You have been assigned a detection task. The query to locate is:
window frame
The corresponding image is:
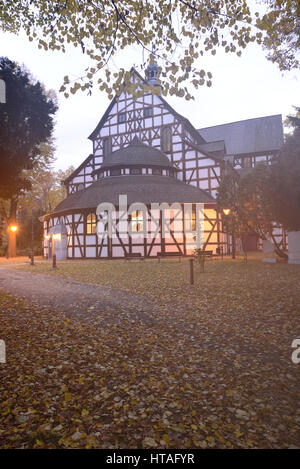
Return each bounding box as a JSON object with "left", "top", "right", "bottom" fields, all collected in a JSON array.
[
  {"left": 161, "top": 126, "right": 172, "bottom": 153},
  {"left": 110, "top": 168, "right": 121, "bottom": 176},
  {"left": 86, "top": 212, "right": 97, "bottom": 235},
  {"left": 130, "top": 168, "right": 141, "bottom": 175},
  {"left": 103, "top": 137, "right": 112, "bottom": 158},
  {"left": 118, "top": 112, "right": 127, "bottom": 124},
  {"left": 143, "top": 107, "right": 153, "bottom": 118},
  {"left": 130, "top": 210, "right": 144, "bottom": 233},
  {"left": 152, "top": 168, "right": 162, "bottom": 176},
  {"left": 185, "top": 206, "right": 196, "bottom": 232}
]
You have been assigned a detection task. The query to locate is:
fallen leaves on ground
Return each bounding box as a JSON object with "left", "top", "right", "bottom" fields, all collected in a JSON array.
[{"left": 1, "top": 257, "right": 299, "bottom": 448}]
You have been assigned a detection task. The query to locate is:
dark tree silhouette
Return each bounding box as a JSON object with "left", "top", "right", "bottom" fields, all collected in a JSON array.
[{"left": 0, "top": 57, "right": 57, "bottom": 257}]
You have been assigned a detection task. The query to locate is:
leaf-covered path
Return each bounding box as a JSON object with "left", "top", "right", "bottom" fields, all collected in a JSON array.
[
  {"left": 0, "top": 265, "right": 155, "bottom": 320},
  {"left": 0, "top": 259, "right": 300, "bottom": 449}
]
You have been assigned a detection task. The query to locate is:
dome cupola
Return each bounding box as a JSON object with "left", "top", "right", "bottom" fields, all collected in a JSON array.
[{"left": 93, "top": 136, "right": 178, "bottom": 180}]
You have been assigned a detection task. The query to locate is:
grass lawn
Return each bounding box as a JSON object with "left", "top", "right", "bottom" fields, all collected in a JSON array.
[{"left": 1, "top": 256, "right": 300, "bottom": 448}]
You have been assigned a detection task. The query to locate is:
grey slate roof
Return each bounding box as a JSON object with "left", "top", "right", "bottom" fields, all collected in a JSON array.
[
  {"left": 101, "top": 136, "right": 174, "bottom": 169},
  {"left": 53, "top": 175, "right": 215, "bottom": 214},
  {"left": 198, "top": 140, "right": 226, "bottom": 154},
  {"left": 198, "top": 115, "right": 283, "bottom": 157}
]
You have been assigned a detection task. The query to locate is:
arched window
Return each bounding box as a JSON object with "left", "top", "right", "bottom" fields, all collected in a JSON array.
[
  {"left": 103, "top": 137, "right": 111, "bottom": 158},
  {"left": 87, "top": 213, "right": 97, "bottom": 234},
  {"left": 161, "top": 127, "right": 172, "bottom": 153}
]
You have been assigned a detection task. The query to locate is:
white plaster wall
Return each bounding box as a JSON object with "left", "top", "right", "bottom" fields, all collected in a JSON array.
[{"left": 288, "top": 231, "right": 300, "bottom": 264}]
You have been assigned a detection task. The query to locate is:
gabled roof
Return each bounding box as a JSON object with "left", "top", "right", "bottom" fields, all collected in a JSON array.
[
  {"left": 53, "top": 174, "right": 215, "bottom": 214},
  {"left": 63, "top": 153, "right": 93, "bottom": 185},
  {"left": 88, "top": 67, "right": 207, "bottom": 146},
  {"left": 63, "top": 68, "right": 222, "bottom": 187},
  {"left": 198, "top": 115, "right": 283, "bottom": 157},
  {"left": 100, "top": 136, "right": 175, "bottom": 170},
  {"left": 198, "top": 140, "right": 226, "bottom": 154}
]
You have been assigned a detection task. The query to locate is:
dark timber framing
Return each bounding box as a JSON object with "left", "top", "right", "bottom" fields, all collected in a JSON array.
[{"left": 44, "top": 67, "right": 284, "bottom": 258}]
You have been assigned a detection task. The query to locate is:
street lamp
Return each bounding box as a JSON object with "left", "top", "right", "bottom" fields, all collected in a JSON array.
[
  {"left": 6, "top": 225, "right": 18, "bottom": 258},
  {"left": 222, "top": 208, "right": 236, "bottom": 259},
  {"left": 222, "top": 208, "right": 231, "bottom": 216}
]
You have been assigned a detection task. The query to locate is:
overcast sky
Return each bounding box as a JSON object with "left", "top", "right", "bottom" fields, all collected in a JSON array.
[{"left": 0, "top": 23, "right": 299, "bottom": 172}]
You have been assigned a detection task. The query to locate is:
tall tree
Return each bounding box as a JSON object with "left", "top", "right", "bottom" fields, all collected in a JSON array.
[
  {"left": 1, "top": 1, "right": 299, "bottom": 100},
  {"left": 19, "top": 165, "right": 75, "bottom": 216},
  {"left": 17, "top": 165, "right": 75, "bottom": 254},
  {"left": 217, "top": 107, "right": 300, "bottom": 258},
  {"left": 265, "top": 108, "right": 300, "bottom": 232},
  {"left": 0, "top": 57, "right": 57, "bottom": 257},
  {"left": 217, "top": 166, "right": 288, "bottom": 258}
]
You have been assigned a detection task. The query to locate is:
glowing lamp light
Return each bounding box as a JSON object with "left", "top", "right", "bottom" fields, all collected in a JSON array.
[
  {"left": 53, "top": 233, "right": 61, "bottom": 240},
  {"left": 9, "top": 225, "right": 18, "bottom": 232},
  {"left": 223, "top": 208, "right": 231, "bottom": 216}
]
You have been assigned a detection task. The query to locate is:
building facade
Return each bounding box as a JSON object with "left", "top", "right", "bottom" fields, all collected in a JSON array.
[{"left": 44, "top": 66, "right": 283, "bottom": 259}]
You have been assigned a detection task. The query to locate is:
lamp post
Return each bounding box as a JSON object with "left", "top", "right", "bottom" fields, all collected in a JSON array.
[
  {"left": 31, "top": 208, "right": 34, "bottom": 265},
  {"left": 7, "top": 224, "right": 18, "bottom": 258},
  {"left": 222, "top": 208, "right": 236, "bottom": 259}
]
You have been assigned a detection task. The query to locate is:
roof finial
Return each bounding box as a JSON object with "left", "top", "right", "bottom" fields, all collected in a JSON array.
[{"left": 145, "top": 54, "right": 159, "bottom": 85}]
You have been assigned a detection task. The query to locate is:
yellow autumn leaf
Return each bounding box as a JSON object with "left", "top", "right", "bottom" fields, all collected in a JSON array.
[{"left": 64, "top": 392, "right": 72, "bottom": 402}]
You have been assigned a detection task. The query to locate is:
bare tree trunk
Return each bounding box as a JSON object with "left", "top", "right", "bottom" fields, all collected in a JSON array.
[
  {"left": 232, "top": 229, "right": 236, "bottom": 259},
  {"left": 7, "top": 229, "right": 16, "bottom": 258}
]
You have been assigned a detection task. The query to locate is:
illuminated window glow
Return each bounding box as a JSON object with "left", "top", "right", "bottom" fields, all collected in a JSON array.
[
  {"left": 185, "top": 207, "right": 196, "bottom": 231},
  {"left": 87, "top": 213, "right": 97, "bottom": 234},
  {"left": 131, "top": 210, "right": 144, "bottom": 233}
]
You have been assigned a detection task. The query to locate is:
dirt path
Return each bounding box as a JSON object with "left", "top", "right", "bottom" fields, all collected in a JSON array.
[{"left": 0, "top": 265, "right": 156, "bottom": 324}]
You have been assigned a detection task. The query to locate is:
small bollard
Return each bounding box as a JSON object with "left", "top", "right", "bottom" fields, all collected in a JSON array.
[
  {"left": 201, "top": 255, "right": 205, "bottom": 273},
  {"left": 30, "top": 251, "right": 34, "bottom": 266},
  {"left": 189, "top": 258, "right": 194, "bottom": 285},
  {"left": 52, "top": 254, "right": 57, "bottom": 269}
]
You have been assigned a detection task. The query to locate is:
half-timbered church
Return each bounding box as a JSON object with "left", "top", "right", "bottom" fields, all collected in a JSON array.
[{"left": 44, "top": 64, "right": 283, "bottom": 259}]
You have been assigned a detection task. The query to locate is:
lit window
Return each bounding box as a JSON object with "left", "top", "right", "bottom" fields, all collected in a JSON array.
[
  {"left": 143, "top": 107, "right": 153, "bottom": 118},
  {"left": 103, "top": 137, "right": 111, "bottom": 157},
  {"left": 131, "top": 210, "right": 144, "bottom": 233},
  {"left": 87, "top": 213, "right": 97, "bottom": 234},
  {"left": 118, "top": 112, "right": 126, "bottom": 123},
  {"left": 161, "top": 127, "right": 172, "bottom": 152},
  {"left": 185, "top": 207, "right": 196, "bottom": 231}
]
